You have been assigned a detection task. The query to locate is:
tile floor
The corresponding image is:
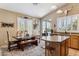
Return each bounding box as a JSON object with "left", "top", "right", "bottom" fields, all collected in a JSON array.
[{"left": 68, "top": 48, "right": 79, "bottom": 56}]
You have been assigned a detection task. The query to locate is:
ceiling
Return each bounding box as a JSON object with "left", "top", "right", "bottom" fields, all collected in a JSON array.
[{"left": 0, "top": 3, "right": 66, "bottom": 18}]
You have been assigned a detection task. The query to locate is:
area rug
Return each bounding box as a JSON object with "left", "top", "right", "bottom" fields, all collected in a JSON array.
[{"left": 1, "top": 41, "right": 45, "bottom": 56}]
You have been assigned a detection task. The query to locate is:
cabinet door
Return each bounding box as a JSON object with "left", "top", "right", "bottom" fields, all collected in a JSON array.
[
  {"left": 60, "top": 41, "right": 66, "bottom": 56},
  {"left": 70, "top": 36, "right": 79, "bottom": 49},
  {"left": 66, "top": 39, "right": 69, "bottom": 55},
  {"left": 68, "top": 38, "right": 71, "bottom": 47}
]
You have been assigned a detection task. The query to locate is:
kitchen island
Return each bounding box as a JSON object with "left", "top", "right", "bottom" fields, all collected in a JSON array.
[
  {"left": 41, "top": 35, "right": 70, "bottom": 56},
  {"left": 52, "top": 32, "right": 79, "bottom": 49}
]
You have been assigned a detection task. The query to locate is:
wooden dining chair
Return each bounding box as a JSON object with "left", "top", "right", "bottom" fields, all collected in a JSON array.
[{"left": 7, "top": 31, "right": 19, "bottom": 51}]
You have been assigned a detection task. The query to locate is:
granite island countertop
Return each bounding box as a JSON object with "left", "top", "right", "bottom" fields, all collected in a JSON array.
[{"left": 41, "top": 35, "right": 69, "bottom": 43}]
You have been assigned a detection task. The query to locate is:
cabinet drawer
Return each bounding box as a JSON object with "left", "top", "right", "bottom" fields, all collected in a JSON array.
[
  {"left": 71, "top": 36, "right": 79, "bottom": 38},
  {"left": 70, "top": 38, "right": 79, "bottom": 49}
]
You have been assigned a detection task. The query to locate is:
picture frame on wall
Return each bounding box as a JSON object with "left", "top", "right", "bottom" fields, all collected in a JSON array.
[{"left": 1, "top": 22, "right": 14, "bottom": 27}]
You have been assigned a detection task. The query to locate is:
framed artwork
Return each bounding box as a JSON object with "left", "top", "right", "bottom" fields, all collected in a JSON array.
[{"left": 1, "top": 22, "right": 14, "bottom": 27}]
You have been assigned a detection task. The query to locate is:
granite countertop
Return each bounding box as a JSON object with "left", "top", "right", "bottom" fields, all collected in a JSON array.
[
  {"left": 41, "top": 35, "right": 69, "bottom": 42},
  {"left": 52, "top": 33, "right": 79, "bottom": 36}
]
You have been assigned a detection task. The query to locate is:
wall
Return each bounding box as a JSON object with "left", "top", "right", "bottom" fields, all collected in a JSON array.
[
  {"left": 1, "top": 3, "right": 79, "bottom": 46},
  {"left": 41, "top": 3, "right": 79, "bottom": 32},
  {"left": 0, "top": 8, "right": 38, "bottom": 46}
]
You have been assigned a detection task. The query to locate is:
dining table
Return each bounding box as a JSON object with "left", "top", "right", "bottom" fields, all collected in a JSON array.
[
  {"left": 13, "top": 35, "right": 38, "bottom": 51},
  {"left": 13, "top": 36, "right": 32, "bottom": 41}
]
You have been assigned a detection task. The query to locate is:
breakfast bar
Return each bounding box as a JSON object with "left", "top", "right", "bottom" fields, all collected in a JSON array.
[{"left": 42, "top": 35, "right": 70, "bottom": 56}]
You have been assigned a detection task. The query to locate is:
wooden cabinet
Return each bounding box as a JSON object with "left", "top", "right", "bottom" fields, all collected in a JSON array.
[
  {"left": 68, "top": 37, "right": 71, "bottom": 47},
  {"left": 60, "top": 41, "right": 66, "bottom": 56},
  {"left": 46, "top": 39, "right": 69, "bottom": 56},
  {"left": 68, "top": 35, "right": 79, "bottom": 49},
  {"left": 60, "top": 39, "right": 69, "bottom": 56}
]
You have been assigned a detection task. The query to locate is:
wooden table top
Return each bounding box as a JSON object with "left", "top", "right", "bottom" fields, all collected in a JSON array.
[{"left": 13, "top": 36, "right": 33, "bottom": 41}]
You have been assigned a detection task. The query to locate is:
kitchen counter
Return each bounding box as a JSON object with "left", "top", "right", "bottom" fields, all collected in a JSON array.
[
  {"left": 42, "top": 35, "right": 69, "bottom": 43},
  {"left": 41, "top": 35, "right": 69, "bottom": 56},
  {"left": 53, "top": 32, "right": 79, "bottom": 36}
]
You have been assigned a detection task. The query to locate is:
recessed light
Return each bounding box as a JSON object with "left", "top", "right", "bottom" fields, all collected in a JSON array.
[
  {"left": 56, "top": 10, "right": 63, "bottom": 14},
  {"left": 51, "top": 5, "right": 57, "bottom": 9}
]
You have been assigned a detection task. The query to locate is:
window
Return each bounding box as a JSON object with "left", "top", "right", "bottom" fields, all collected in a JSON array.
[
  {"left": 17, "top": 17, "right": 26, "bottom": 31},
  {"left": 17, "top": 17, "right": 33, "bottom": 36},
  {"left": 42, "top": 20, "right": 52, "bottom": 34},
  {"left": 57, "top": 14, "right": 79, "bottom": 32},
  {"left": 17, "top": 17, "right": 40, "bottom": 36}
]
